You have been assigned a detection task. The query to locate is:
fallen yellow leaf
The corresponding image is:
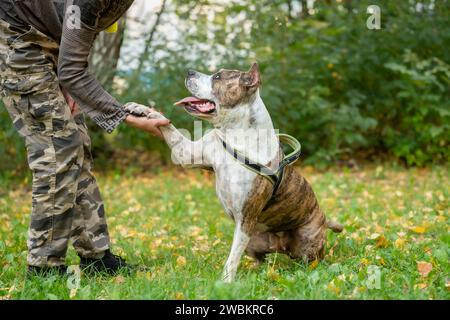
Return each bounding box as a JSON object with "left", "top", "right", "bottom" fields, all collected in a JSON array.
[
  {"left": 376, "top": 256, "right": 386, "bottom": 265},
  {"left": 360, "top": 258, "right": 369, "bottom": 265},
  {"left": 327, "top": 281, "right": 340, "bottom": 295},
  {"left": 176, "top": 256, "right": 187, "bottom": 267},
  {"left": 114, "top": 275, "right": 125, "bottom": 284},
  {"left": 417, "top": 261, "right": 432, "bottom": 277},
  {"left": 174, "top": 292, "right": 184, "bottom": 300},
  {"left": 375, "top": 235, "right": 389, "bottom": 248},
  {"left": 410, "top": 226, "right": 426, "bottom": 234},
  {"left": 414, "top": 283, "right": 428, "bottom": 290},
  {"left": 394, "top": 238, "right": 405, "bottom": 248},
  {"left": 309, "top": 259, "right": 319, "bottom": 270}
]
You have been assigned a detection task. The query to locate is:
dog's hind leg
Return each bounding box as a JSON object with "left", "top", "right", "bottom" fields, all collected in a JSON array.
[
  {"left": 327, "top": 220, "right": 344, "bottom": 233},
  {"left": 223, "top": 222, "right": 250, "bottom": 283},
  {"left": 245, "top": 245, "right": 267, "bottom": 266},
  {"left": 288, "top": 211, "right": 328, "bottom": 262}
]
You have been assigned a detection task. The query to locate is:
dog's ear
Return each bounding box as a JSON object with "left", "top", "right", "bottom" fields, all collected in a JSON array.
[{"left": 240, "top": 62, "right": 261, "bottom": 88}]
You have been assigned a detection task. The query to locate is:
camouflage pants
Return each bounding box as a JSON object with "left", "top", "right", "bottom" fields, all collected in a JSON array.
[{"left": 0, "top": 19, "right": 110, "bottom": 266}]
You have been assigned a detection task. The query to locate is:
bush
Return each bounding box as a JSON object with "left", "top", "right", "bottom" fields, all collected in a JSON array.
[{"left": 0, "top": 0, "right": 448, "bottom": 172}]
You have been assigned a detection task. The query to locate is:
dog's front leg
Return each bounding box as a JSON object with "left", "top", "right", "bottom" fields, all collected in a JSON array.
[
  {"left": 223, "top": 222, "right": 251, "bottom": 283},
  {"left": 125, "top": 103, "right": 212, "bottom": 167},
  {"left": 160, "top": 125, "right": 210, "bottom": 167},
  {"left": 147, "top": 110, "right": 213, "bottom": 167},
  {"left": 158, "top": 124, "right": 215, "bottom": 168}
]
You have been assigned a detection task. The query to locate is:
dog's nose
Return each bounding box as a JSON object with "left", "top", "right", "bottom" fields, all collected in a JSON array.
[{"left": 187, "top": 69, "right": 196, "bottom": 77}]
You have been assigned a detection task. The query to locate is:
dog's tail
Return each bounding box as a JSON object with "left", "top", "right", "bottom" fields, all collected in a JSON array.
[{"left": 327, "top": 220, "right": 344, "bottom": 233}]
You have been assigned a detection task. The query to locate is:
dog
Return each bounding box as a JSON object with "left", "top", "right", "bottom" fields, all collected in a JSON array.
[{"left": 125, "top": 63, "right": 343, "bottom": 282}]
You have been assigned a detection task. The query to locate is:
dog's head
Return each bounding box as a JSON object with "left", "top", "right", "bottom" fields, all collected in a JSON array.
[{"left": 174, "top": 63, "right": 261, "bottom": 123}]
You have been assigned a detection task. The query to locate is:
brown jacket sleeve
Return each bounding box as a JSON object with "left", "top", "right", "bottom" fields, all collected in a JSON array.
[{"left": 58, "top": 0, "right": 129, "bottom": 133}]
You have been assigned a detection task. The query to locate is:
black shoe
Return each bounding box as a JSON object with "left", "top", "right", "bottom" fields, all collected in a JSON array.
[
  {"left": 79, "top": 250, "right": 131, "bottom": 275},
  {"left": 27, "top": 265, "right": 67, "bottom": 277}
]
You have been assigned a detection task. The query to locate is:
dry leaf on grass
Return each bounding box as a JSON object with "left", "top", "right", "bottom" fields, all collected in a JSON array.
[
  {"left": 360, "top": 258, "right": 369, "bottom": 266},
  {"left": 176, "top": 256, "right": 187, "bottom": 267},
  {"left": 414, "top": 283, "right": 428, "bottom": 290},
  {"left": 309, "top": 259, "right": 319, "bottom": 270},
  {"left": 174, "top": 292, "right": 184, "bottom": 300},
  {"left": 410, "top": 226, "right": 426, "bottom": 234},
  {"left": 375, "top": 235, "right": 389, "bottom": 248},
  {"left": 114, "top": 275, "right": 125, "bottom": 284},
  {"left": 394, "top": 238, "right": 405, "bottom": 248},
  {"left": 417, "top": 261, "right": 432, "bottom": 277}
]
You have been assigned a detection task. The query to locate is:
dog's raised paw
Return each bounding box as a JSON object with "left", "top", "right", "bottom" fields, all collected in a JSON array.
[
  {"left": 146, "top": 110, "right": 168, "bottom": 121},
  {"left": 124, "top": 102, "right": 152, "bottom": 117}
]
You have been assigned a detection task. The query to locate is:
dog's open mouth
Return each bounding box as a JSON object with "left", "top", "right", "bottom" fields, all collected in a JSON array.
[{"left": 174, "top": 97, "right": 216, "bottom": 115}]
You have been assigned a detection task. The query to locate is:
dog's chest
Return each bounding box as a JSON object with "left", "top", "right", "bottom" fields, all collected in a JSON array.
[{"left": 213, "top": 161, "right": 261, "bottom": 221}]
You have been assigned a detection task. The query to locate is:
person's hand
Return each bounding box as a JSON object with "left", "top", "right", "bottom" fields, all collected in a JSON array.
[
  {"left": 61, "top": 87, "right": 78, "bottom": 114},
  {"left": 125, "top": 115, "right": 170, "bottom": 138},
  {"left": 123, "top": 102, "right": 171, "bottom": 138}
]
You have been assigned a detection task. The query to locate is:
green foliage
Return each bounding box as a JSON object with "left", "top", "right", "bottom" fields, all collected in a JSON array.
[
  {"left": 0, "top": 102, "right": 27, "bottom": 177},
  {"left": 384, "top": 51, "right": 450, "bottom": 165},
  {"left": 0, "top": 0, "right": 449, "bottom": 169},
  {"left": 117, "top": 0, "right": 449, "bottom": 166}
]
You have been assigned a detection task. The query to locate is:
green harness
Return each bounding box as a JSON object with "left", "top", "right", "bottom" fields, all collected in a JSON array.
[{"left": 218, "top": 133, "right": 302, "bottom": 208}]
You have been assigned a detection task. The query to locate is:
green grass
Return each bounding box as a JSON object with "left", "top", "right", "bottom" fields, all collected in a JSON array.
[{"left": 0, "top": 164, "right": 449, "bottom": 300}]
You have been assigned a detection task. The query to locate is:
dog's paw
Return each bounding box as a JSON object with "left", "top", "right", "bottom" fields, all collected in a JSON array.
[
  {"left": 124, "top": 102, "right": 152, "bottom": 117},
  {"left": 146, "top": 109, "right": 168, "bottom": 121},
  {"left": 124, "top": 102, "right": 169, "bottom": 122}
]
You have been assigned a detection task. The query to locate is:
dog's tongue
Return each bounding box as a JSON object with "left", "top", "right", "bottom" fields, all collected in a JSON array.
[
  {"left": 174, "top": 97, "right": 202, "bottom": 106},
  {"left": 174, "top": 97, "right": 216, "bottom": 113}
]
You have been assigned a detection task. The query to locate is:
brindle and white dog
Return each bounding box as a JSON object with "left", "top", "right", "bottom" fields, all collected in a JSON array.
[{"left": 125, "top": 63, "right": 342, "bottom": 282}]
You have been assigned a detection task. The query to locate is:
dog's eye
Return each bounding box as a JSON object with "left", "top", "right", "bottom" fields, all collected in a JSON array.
[{"left": 213, "top": 74, "right": 221, "bottom": 80}]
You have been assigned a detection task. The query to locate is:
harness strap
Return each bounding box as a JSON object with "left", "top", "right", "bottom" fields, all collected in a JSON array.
[
  {"left": 218, "top": 133, "right": 302, "bottom": 209},
  {"left": 220, "top": 139, "right": 279, "bottom": 185}
]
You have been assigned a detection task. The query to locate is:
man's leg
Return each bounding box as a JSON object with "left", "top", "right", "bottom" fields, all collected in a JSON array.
[
  {"left": 1, "top": 18, "right": 126, "bottom": 273},
  {"left": 0, "top": 19, "right": 83, "bottom": 267},
  {"left": 70, "top": 114, "right": 110, "bottom": 259},
  {"left": 70, "top": 115, "right": 130, "bottom": 274},
  {"left": 2, "top": 91, "right": 85, "bottom": 267}
]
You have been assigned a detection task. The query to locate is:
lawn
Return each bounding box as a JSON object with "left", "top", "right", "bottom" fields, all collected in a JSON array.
[{"left": 0, "top": 164, "right": 448, "bottom": 300}]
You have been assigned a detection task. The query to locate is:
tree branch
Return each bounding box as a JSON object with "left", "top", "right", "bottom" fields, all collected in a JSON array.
[{"left": 135, "top": 0, "right": 168, "bottom": 74}]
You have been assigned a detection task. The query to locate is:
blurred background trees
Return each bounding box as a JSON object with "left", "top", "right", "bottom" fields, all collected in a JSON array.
[{"left": 1, "top": 0, "right": 449, "bottom": 176}]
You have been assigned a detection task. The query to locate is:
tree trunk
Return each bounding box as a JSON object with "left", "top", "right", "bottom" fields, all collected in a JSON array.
[{"left": 134, "top": 0, "right": 167, "bottom": 77}]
